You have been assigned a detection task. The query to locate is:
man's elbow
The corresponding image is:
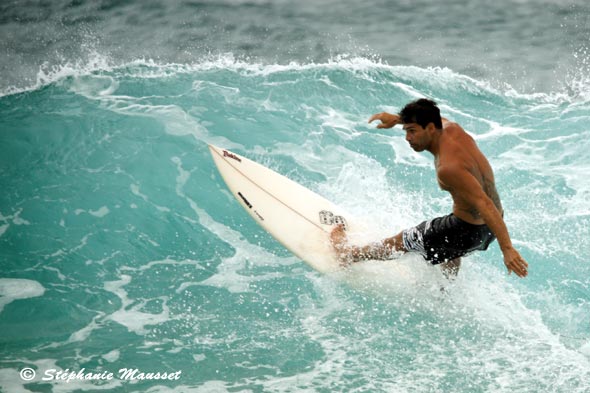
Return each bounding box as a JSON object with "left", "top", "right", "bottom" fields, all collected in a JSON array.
[{"left": 476, "top": 196, "right": 500, "bottom": 217}]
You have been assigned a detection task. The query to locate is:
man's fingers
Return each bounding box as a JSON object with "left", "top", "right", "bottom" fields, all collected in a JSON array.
[
  {"left": 368, "top": 114, "right": 380, "bottom": 123},
  {"left": 517, "top": 257, "right": 528, "bottom": 276},
  {"left": 506, "top": 258, "right": 529, "bottom": 278},
  {"left": 511, "top": 264, "right": 523, "bottom": 277},
  {"left": 511, "top": 260, "right": 528, "bottom": 277}
]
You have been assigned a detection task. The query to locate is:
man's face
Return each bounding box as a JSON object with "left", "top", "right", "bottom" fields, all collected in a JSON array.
[{"left": 402, "top": 122, "right": 431, "bottom": 152}]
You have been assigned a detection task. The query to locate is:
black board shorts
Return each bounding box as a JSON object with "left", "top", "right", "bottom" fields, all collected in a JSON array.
[{"left": 402, "top": 213, "right": 496, "bottom": 265}]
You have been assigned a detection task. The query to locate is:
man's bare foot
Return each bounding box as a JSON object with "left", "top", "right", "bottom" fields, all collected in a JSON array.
[{"left": 330, "top": 224, "right": 351, "bottom": 266}]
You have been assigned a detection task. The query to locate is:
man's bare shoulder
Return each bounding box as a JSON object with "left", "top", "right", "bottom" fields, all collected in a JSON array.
[
  {"left": 442, "top": 120, "right": 471, "bottom": 139},
  {"left": 441, "top": 122, "right": 478, "bottom": 156}
]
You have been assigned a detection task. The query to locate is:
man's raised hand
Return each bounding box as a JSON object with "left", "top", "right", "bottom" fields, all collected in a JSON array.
[{"left": 368, "top": 112, "right": 401, "bottom": 129}]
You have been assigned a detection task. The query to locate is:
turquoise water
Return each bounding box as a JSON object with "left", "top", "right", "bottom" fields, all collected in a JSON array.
[{"left": 1, "top": 1, "right": 590, "bottom": 392}]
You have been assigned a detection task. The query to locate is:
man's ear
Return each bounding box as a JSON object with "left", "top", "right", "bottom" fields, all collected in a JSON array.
[{"left": 426, "top": 122, "right": 436, "bottom": 133}]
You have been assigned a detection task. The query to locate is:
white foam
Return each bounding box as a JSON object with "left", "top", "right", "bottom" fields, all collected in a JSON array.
[
  {"left": 66, "top": 73, "right": 241, "bottom": 148},
  {"left": 448, "top": 260, "right": 590, "bottom": 377},
  {"left": 3, "top": 51, "right": 584, "bottom": 119},
  {"left": 0, "top": 55, "right": 467, "bottom": 95},
  {"left": 69, "top": 74, "right": 119, "bottom": 97},
  {"left": 472, "top": 121, "right": 529, "bottom": 141},
  {"left": 139, "top": 381, "right": 230, "bottom": 393},
  {"left": 67, "top": 313, "right": 105, "bottom": 344},
  {"left": 496, "top": 131, "right": 590, "bottom": 217},
  {"left": 73, "top": 206, "right": 111, "bottom": 217},
  {"left": 0, "top": 279, "right": 45, "bottom": 313},
  {"left": 12, "top": 216, "right": 30, "bottom": 225},
  {"left": 192, "top": 354, "right": 206, "bottom": 363},
  {"left": 256, "top": 274, "right": 351, "bottom": 391},
  {"left": 103, "top": 275, "right": 170, "bottom": 335},
  {"left": 0, "top": 368, "right": 30, "bottom": 393},
  {"left": 0, "top": 209, "right": 30, "bottom": 233},
  {"left": 316, "top": 107, "right": 361, "bottom": 139},
  {"left": 89, "top": 206, "right": 110, "bottom": 218},
  {"left": 130, "top": 184, "right": 171, "bottom": 213},
  {"left": 1, "top": 50, "right": 113, "bottom": 98},
  {"left": 102, "top": 350, "right": 120, "bottom": 363},
  {"left": 388, "top": 136, "right": 432, "bottom": 167}
]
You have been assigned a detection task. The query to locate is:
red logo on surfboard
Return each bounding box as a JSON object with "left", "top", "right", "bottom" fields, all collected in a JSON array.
[{"left": 223, "top": 150, "right": 242, "bottom": 162}]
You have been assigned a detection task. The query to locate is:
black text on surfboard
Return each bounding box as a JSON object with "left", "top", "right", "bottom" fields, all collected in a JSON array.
[
  {"left": 223, "top": 150, "right": 242, "bottom": 162},
  {"left": 237, "top": 191, "right": 265, "bottom": 221},
  {"left": 319, "top": 210, "right": 348, "bottom": 230},
  {"left": 238, "top": 192, "right": 252, "bottom": 208}
]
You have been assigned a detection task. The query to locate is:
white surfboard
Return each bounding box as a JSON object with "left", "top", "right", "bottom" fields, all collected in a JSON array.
[{"left": 209, "top": 144, "right": 362, "bottom": 273}]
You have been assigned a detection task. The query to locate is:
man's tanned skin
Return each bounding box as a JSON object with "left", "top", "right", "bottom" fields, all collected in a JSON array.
[{"left": 331, "top": 105, "right": 529, "bottom": 278}]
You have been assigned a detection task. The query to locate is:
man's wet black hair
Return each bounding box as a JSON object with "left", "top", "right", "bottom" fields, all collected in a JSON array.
[{"left": 399, "top": 99, "right": 443, "bottom": 129}]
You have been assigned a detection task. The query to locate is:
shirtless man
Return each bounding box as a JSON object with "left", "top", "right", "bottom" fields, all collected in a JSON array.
[{"left": 331, "top": 99, "right": 529, "bottom": 278}]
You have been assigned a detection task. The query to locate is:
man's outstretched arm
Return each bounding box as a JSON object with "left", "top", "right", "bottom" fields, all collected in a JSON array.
[
  {"left": 368, "top": 112, "right": 451, "bottom": 129},
  {"left": 368, "top": 112, "right": 400, "bottom": 128}
]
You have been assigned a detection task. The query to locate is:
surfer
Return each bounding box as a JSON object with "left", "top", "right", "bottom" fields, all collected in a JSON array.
[{"left": 330, "top": 98, "right": 529, "bottom": 278}]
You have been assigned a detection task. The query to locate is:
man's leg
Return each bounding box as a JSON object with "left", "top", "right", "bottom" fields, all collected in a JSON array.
[
  {"left": 382, "top": 231, "right": 407, "bottom": 254},
  {"left": 440, "top": 257, "right": 461, "bottom": 279},
  {"left": 331, "top": 226, "right": 408, "bottom": 262}
]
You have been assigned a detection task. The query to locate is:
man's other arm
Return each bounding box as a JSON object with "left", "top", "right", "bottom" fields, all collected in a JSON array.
[{"left": 438, "top": 165, "right": 529, "bottom": 277}]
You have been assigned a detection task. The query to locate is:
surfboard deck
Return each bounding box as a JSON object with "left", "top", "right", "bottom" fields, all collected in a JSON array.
[{"left": 209, "top": 144, "right": 365, "bottom": 273}]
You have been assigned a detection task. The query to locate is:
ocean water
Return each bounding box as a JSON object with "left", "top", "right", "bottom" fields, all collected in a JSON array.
[{"left": 1, "top": 1, "right": 589, "bottom": 392}]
